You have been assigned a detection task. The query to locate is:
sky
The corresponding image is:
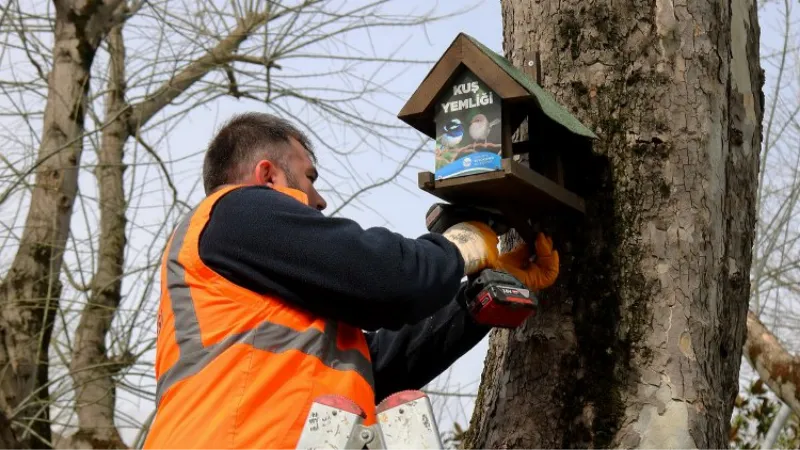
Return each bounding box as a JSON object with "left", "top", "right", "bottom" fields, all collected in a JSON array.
[
  {"left": 1, "top": 0, "right": 795, "bottom": 445},
  {"left": 86, "top": 0, "right": 799, "bottom": 444},
  {"left": 0, "top": 0, "right": 506, "bottom": 443},
  {"left": 113, "top": 0, "right": 506, "bottom": 443}
]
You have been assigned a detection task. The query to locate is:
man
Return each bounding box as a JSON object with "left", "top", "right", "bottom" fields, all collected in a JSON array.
[{"left": 143, "top": 112, "right": 558, "bottom": 449}]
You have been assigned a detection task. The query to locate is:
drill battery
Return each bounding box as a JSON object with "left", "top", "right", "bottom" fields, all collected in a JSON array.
[{"left": 465, "top": 269, "right": 538, "bottom": 328}]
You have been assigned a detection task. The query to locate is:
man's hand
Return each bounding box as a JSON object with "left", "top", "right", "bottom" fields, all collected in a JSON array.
[
  {"left": 442, "top": 221, "right": 499, "bottom": 275},
  {"left": 496, "top": 233, "right": 559, "bottom": 290}
]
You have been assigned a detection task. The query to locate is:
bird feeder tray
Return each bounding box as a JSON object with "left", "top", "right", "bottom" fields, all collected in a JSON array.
[
  {"left": 398, "top": 33, "right": 598, "bottom": 216},
  {"left": 418, "top": 158, "right": 585, "bottom": 214}
]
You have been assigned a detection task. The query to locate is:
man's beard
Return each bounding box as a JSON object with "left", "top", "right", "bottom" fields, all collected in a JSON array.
[{"left": 283, "top": 169, "right": 301, "bottom": 191}]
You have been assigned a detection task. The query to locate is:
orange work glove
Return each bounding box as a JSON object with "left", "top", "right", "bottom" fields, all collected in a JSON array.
[
  {"left": 442, "top": 221, "right": 500, "bottom": 275},
  {"left": 496, "top": 232, "right": 559, "bottom": 290}
]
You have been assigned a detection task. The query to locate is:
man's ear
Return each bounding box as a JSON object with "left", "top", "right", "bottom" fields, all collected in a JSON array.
[{"left": 253, "top": 159, "right": 278, "bottom": 187}]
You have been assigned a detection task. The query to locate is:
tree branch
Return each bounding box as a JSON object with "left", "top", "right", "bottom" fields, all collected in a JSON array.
[
  {"left": 68, "top": 21, "right": 128, "bottom": 449},
  {"left": 126, "top": 10, "right": 272, "bottom": 131},
  {"left": 226, "top": 54, "right": 282, "bottom": 69},
  {"left": 744, "top": 311, "right": 800, "bottom": 417}
]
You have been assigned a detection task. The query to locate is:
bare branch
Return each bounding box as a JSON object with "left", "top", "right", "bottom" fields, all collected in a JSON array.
[
  {"left": 127, "top": 8, "right": 276, "bottom": 130},
  {"left": 745, "top": 311, "right": 800, "bottom": 417},
  {"left": 0, "top": 1, "right": 472, "bottom": 446}
]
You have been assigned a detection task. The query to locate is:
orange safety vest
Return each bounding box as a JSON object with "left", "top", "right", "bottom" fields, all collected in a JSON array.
[{"left": 143, "top": 184, "right": 376, "bottom": 449}]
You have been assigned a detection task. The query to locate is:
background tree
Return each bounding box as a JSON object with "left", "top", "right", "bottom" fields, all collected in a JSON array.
[
  {"left": 463, "top": 0, "right": 763, "bottom": 447},
  {"left": 733, "top": 0, "right": 800, "bottom": 446},
  {"left": 5, "top": 0, "right": 798, "bottom": 448},
  {"left": 0, "top": 1, "right": 463, "bottom": 447}
]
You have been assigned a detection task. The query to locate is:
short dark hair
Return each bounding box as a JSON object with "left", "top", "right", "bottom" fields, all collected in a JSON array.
[{"left": 202, "top": 112, "right": 315, "bottom": 194}]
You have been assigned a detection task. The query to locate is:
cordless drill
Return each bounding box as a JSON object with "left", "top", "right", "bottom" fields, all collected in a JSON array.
[{"left": 425, "top": 203, "right": 539, "bottom": 328}]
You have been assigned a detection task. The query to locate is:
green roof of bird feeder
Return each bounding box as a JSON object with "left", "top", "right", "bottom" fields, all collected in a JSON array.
[
  {"left": 397, "top": 32, "right": 597, "bottom": 216},
  {"left": 397, "top": 33, "right": 597, "bottom": 141}
]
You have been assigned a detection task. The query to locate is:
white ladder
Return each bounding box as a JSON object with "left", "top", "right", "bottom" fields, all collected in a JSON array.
[{"left": 295, "top": 390, "right": 443, "bottom": 449}]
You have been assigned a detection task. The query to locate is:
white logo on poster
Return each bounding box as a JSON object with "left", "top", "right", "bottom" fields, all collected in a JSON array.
[{"left": 463, "top": 157, "right": 472, "bottom": 168}]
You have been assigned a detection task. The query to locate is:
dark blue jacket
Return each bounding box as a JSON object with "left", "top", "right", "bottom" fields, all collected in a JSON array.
[{"left": 198, "top": 186, "right": 490, "bottom": 402}]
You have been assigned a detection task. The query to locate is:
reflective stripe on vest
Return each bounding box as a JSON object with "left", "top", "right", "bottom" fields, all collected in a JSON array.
[{"left": 155, "top": 203, "right": 375, "bottom": 407}]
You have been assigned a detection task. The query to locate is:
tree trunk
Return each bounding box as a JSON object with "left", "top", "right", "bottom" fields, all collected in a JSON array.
[
  {"left": 68, "top": 24, "right": 129, "bottom": 450},
  {"left": 0, "top": 410, "right": 21, "bottom": 449},
  {"left": 465, "top": 0, "right": 763, "bottom": 448},
  {"left": 0, "top": 2, "right": 117, "bottom": 446},
  {"left": 65, "top": 9, "right": 272, "bottom": 447}
]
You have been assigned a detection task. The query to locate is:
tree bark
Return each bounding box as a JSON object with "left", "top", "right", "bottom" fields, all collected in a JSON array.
[
  {"left": 0, "top": 410, "right": 21, "bottom": 449},
  {"left": 465, "top": 0, "right": 763, "bottom": 448},
  {"left": 0, "top": 2, "right": 122, "bottom": 447},
  {"left": 68, "top": 24, "right": 129, "bottom": 450}
]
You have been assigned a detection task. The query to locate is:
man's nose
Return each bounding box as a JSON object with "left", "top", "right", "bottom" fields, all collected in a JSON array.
[{"left": 315, "top": 195, "right": 327, "bottom": 211}]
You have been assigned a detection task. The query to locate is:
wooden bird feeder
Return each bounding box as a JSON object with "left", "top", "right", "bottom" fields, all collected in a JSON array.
[{"left": 397, "top": 33, "right": 598, "bottom": 238}]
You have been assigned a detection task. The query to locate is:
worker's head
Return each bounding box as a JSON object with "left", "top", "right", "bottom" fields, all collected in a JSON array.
[{"left": 202, "top": 112, "right": 327, "bottom": 210}]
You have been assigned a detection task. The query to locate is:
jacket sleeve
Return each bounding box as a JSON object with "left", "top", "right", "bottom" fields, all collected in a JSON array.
[
  {"left": 198, "top": 186, "right": 466, "bottom": 331},
  {"left": 364, "top": 282, "right": 491, "bottom": 403}
]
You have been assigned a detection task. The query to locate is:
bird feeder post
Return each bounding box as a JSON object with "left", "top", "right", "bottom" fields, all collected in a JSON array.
[
  {"left": 520, "top": 50, "right": 566, "bottom": 188},
  {"left": 501, "top": 108, "right": 514, "bottom": 160},
  {"left": 398, "top": 33, "right": 598, "bottom": 236}
]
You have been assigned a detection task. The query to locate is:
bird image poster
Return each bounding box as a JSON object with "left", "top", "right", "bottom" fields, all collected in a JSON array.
[{"left": 434, "top": 69, "right": 503, "bottom": 180}]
